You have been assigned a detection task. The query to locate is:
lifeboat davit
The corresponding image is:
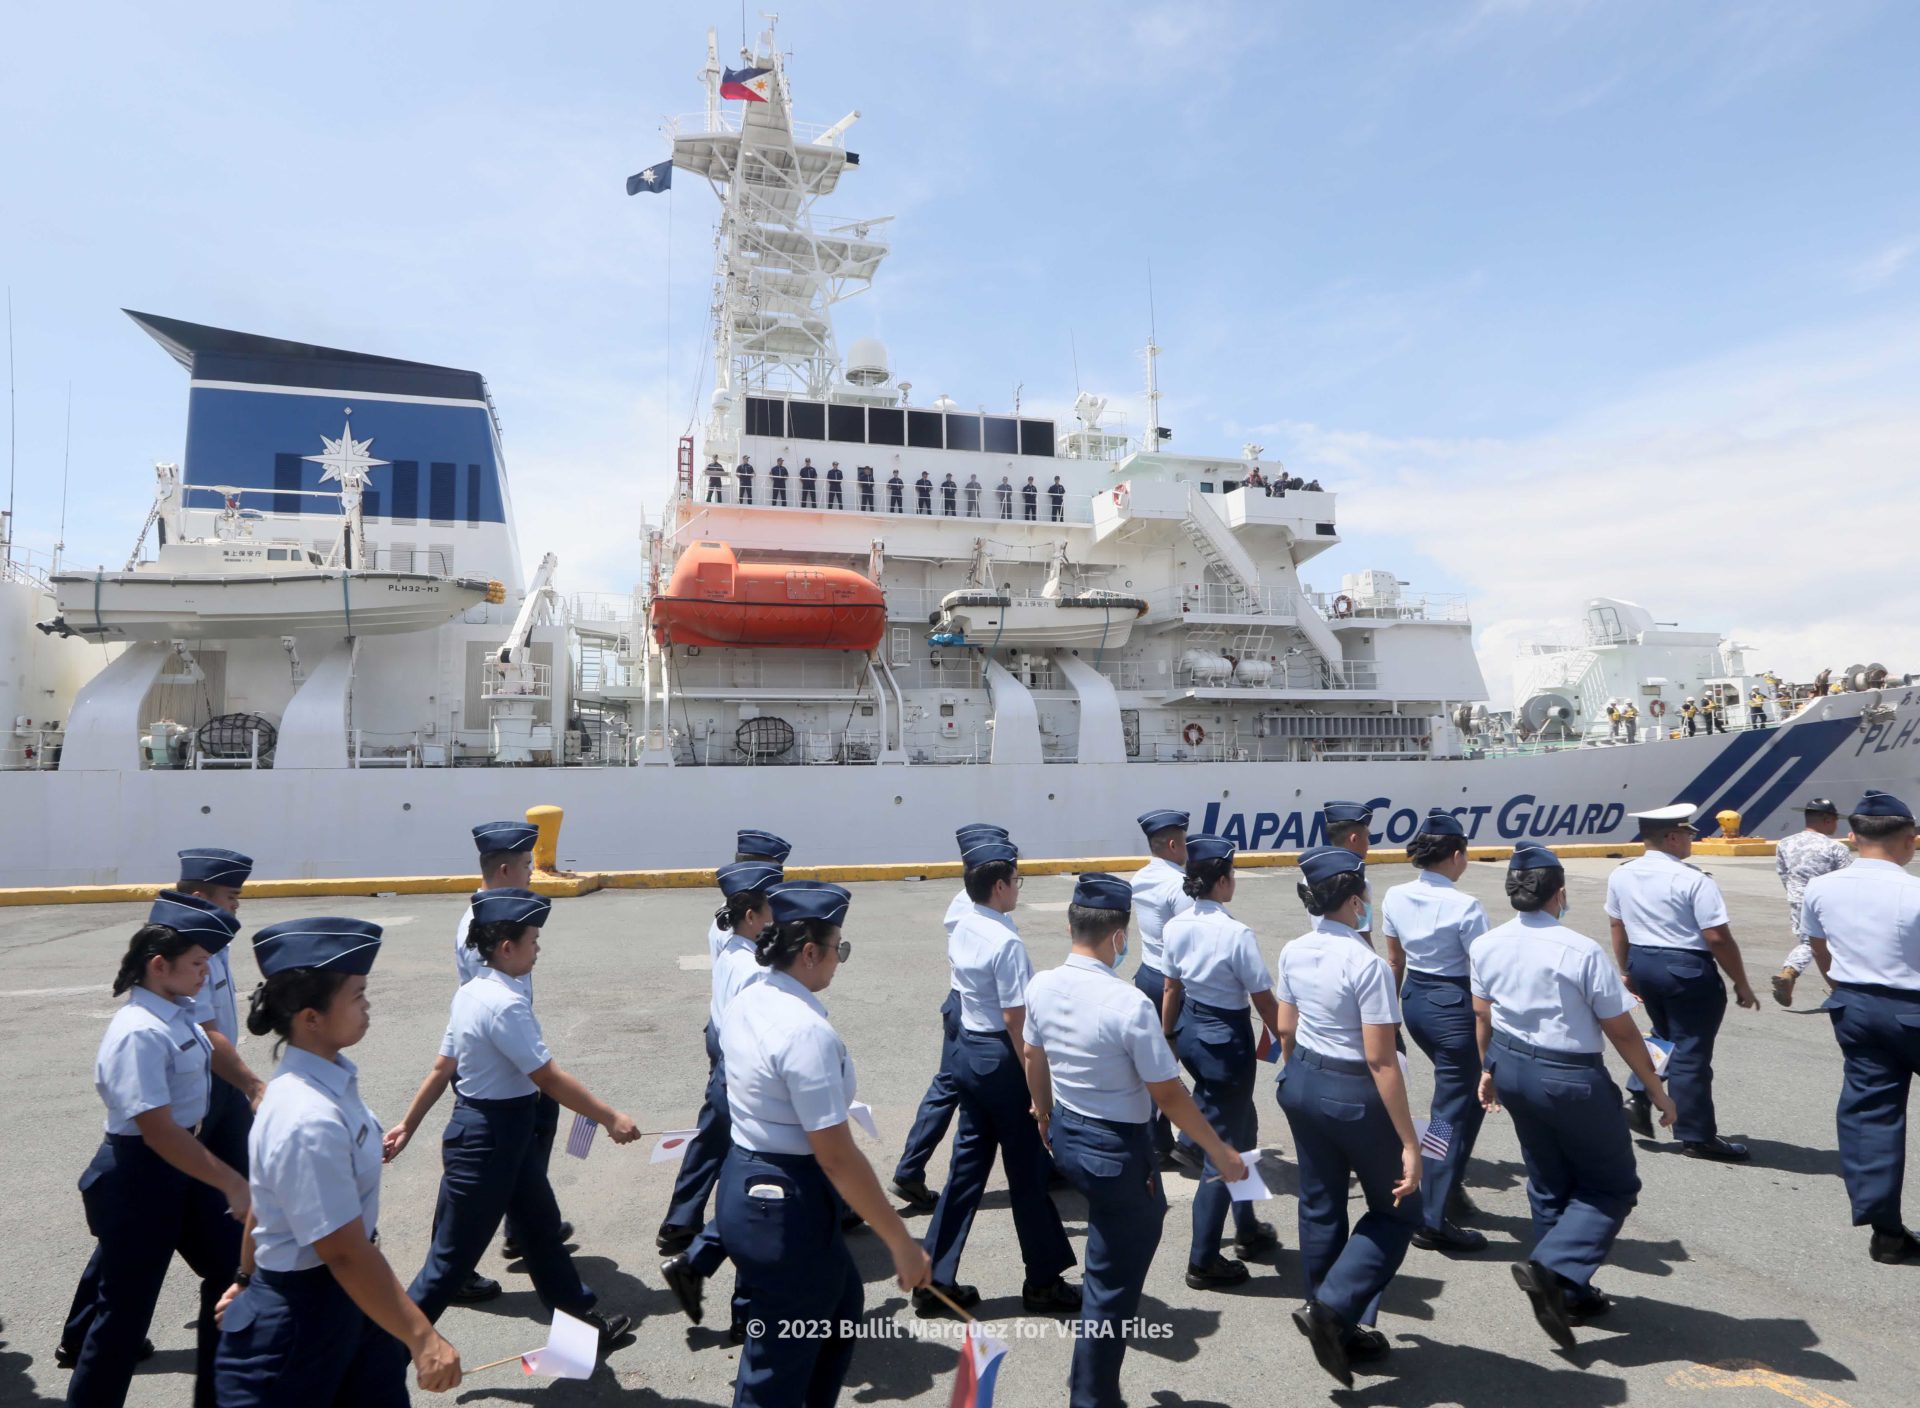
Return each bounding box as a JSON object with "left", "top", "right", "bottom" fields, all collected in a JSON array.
[{"left": 651, "top": 540, "right": 887, "bottom": 650}]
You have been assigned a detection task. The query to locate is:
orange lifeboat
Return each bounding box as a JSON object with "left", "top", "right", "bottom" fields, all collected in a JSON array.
[{"left": 650, "top": 540, "right": 887, "bottom": 650}]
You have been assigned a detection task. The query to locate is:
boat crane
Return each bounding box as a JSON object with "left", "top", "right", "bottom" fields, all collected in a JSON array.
[{"left": 486, "top": 552, "right": 561, "bottom": 764}]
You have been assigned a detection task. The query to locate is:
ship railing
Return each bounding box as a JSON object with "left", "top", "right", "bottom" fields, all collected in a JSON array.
[
  {"left": 1, "top": 545, "right": 56, "bottom": 590},
  {"left": 189, "top": 727, "right": 273, "bottom": 770},
  {"left": 686, "top": 475, "right": 1100, "bottom": 525},
  {"left": 362, "top": 547, "right": 451, "bottom": 576},
  {"left": 892, "top": 654, "right": 987, "bottom": 691},
  {"left": 1173, "top": 660, "right": 1380, "bottom": 692},
  {"left": 1150, "top": 583, "right": 1300, "bottom": 619},
  {"left": 669, "top": 110, "right": 847, "bottom": 147},
  {"left": 674, "top": 654, "right": 875, "bottom": 694},
  {"left": 351, "top": 730, "right": 424, "bottom": 768},
  {"left": 571, "top": 592, "right": 635, "bottom": 629},
  {"left": 0, "top": 726, "right": 62, "bottom": 770},
  {"left": 1306, "top": 590, "right": 1469, "bottom": 623},
  {"left": 678, "top": 727, "right": 886, "bottom": 767}
]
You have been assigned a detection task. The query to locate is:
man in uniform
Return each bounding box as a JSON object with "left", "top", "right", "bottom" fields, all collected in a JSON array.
[
  {"left": 705, "top": 457, "right": 726, "bottom": 503},
  {"left": 997, "top": 475, "right": 1014, "bottom": 518},
  {"left": 915, "top": 471, "right": 934, "bottom": 515},
  {"left": 735, "top": 455, "right": 755, "bottom": 505},
  {"left": 1622, "top": 702, "right": 1639, "bottom": 743},
  {"left": 798, "top": 457, "right": 819, "bottom": 508},
  {"left": 1130, "top": 808, "right": 1196, "bottom": 1169},
  {"left": 1702, "top": 692, "right": 1725, "bottom": 734},
  {"left": 1048, "top": 475, "right": 1067, "bottom": 522},
  {"left": 1606, "top": 702, "right": 1621, "bottom": 738},
  {"left": 1681, "top": 697, "right": 1698, "bottom": 737},
  {"left": 1607, "top": 804, "right": 1760, "bottom": 1160},
  {"left": 887, "top": 469, "right": 905, "bottom": 513},
  {"left": 857, "top": 463, "right": 876, "bottom": 512},
  {"left": 1748, "top": 687, "right": 1769, "bottom": 729},
  {"left": 826, "top": 460, "right": 845, "bottom": 510},
  {"left": 940, "top": 472, "right": 958, "bottom": 516},
  {"left": 1772, "top": 798, "right": 1853, "bottom": 1006},
  {"left": 769, "top": 456, "right": 791, "bottom": 507},
  {"left": 964, "top": 473, "right": 981, "bottom": 517},
  {"left": 1800, "top": 790, "right": 1920, "bottom": 1262},
  {"left": 1022, "top": 476, "right": 1039, "bottom": 521}
]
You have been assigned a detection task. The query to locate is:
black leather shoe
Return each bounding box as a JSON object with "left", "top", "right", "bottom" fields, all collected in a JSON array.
[
  {"left": 1448, "top": 1185, "right": 1480, "bottom": 1221},
  {"left": 577, "top": 1309, "right": 633, "bottom": 1356},
  {"left": 661, "top": 1252, "right": 704, "bottom": 1324},
  {"left": 656, "top": 1223, "right": 698, "bottom": 1256},
  {"left": 1681, "top": 1137, "right": 1750, "bottom": 1163},
  {"left": 1185, "top": 1255, "right": 1251, "bottom": 1289},
  {"left": 451, "top": 1272, "right": 502, "bottom": 1304},
  {"left": 1021, "top": 1277, "right": 1083, "bottom": 1313},
  {"left": 913, "top": 1282, "right": 981, "bottom": 1319},
  {"left": 1345, "top": 1325, "right": 1391, "bottom": 1362},
  {"left": 728, "top": 1318, "right": 747, "bottom": 1346},
  {"left": 1412, "top": 1221, "right": 1489, "bottom": 1254},
  {"left": 1869, "top": 1228, "right": 1920, "bottom": 1264},
  {"left": 1233, "top": 1221, "right": 1281, "bottom": 1258},
  {"left": 1565, "top": 1285, "right": 1612, "bottom": 1319},
  {"left": 55, "top": 1337, "right": 154, "bottom": 1370},
  {"left": 1165, "top": 1144, "right": 1205, "bottom": 1175},
  {"left": 1513, "top": 1260, "right": 1576, "bottom": 1349},
  {"left": 1292, "top": 1301, "right": 1353, "bottom": 1388},
  {"left": 890, "top": 1177, "right": 939, "bottom": 1212},
  {"left": 503, "top": 1220, "right": 573, "bottom": 1260},
  {"left": 1624, "top": 1092, "right": 1654, "bottom": 1138}
]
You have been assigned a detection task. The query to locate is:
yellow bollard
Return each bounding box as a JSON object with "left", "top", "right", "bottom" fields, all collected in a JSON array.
[
  {"left": 1716, "top": 808, "right": 1744, "bottom": 840},
  {"left": 526, "top": 805, "right": 564, "bottom": 872}
]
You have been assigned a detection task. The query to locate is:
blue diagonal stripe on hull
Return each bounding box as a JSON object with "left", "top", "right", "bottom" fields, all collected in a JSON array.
[
  {"left": 1669, "top": 730, "right": 1773, "bottom": 830},
  {"left": 1701, "top": 718, "right": 1858, "bottom": 837}
]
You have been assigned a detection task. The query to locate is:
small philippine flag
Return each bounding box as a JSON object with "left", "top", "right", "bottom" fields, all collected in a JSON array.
[
  {"left": 721, "top": 65, "right": 774, "bottom": 102},
  {"left": 948, "top": 1322, "right": 1009, "bottom": 1408},
  {"left": 565, "top": 1114, "right": 598, "bottom": 1159},
  {"left": 1418, "top": 1117, "right": 1453, "bottom": 1161},
  {"left": 1255, "top": 1027, "right": 1281, "bottom": 1064}
]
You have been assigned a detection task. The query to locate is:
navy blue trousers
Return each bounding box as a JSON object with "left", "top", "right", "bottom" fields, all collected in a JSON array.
[
  {"left": 894, "top": 990, "right": 961, "bottom": 1184},
  {"left": 68, "top": 1134, "right": 239, "bottom": 1408},
  {"left": 1401, "top": 971, "right": 1486, "bottom": 1227},
  {"left": 924, "top": 1028, "right": 1075, "bottom": 1286},
  {"left": 213, "top": 1264, "right": 409, "bottom": 1407},
  {"left": 1175, "top": 1001, "right": 1262, "bottom": 1264},
  {"left": 1133, "top": 964, "right": 1192, "bottom": 1158},
  {"left": 665, "top": 1022, "right": 732, "bottom": 1232},
  {"left": 1490, "top": 1033, "right": 1640, "bottom": 1291},
  {"left": 718, "top": 1147, "right": 862, "bottom": 1408},
  {"left": 1825, "top": 984, "right": 1920, "bottom": 1233},
  {"left": 1050, "top": 1106, "right": 1164, "bottom": 1408},
  {"left": 408, "top": 1094, "right": 594, "bottom": 1323},
  {"left": 1276, "top": 1049, "right": 1422, "bottom": 1329},
  {"left": 1624, "top": 946, "right": 1728, "bottom": 1143}
]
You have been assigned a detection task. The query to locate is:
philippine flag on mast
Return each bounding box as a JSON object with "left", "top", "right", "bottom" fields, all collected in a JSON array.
[{"left": 721, "top": 65, "right": 774, "bottom": 102}]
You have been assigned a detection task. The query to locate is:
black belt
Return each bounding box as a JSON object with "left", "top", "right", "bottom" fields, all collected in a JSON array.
[
  {"left": 1293, "top": 1047, "right": 1369, "bottom": 1076},
  {"left": 1835, "top": 982, "right": 1920, "bottom": 1001},
  {"left": 456, "top": 1092, "right": 539, "bottom": 1110},
  {"left": 1404, "top": 970, "right": 1471, "bottom": 987},
  {"left": 1187, "top": 999, "right": 1251, "bottom": 1021},
  {"left": 1491, "top": 1031, "right": 1603, "bottom": 1067},
  {"left": 1053, "top": 1103, "right": 1149, "bottom": 1134}
]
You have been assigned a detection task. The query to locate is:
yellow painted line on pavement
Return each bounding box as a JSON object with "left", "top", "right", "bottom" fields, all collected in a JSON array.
[{"left": 1667, "top": 1361, "right": 1856, "bottom": 1408}]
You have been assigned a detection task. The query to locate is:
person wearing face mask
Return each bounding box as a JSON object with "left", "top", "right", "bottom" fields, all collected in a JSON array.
[
  {"left": 1024, "top": 874, "right": 1249, "bottom": 1407},
  {"left": 1472, "top": 843, "right": 1675, "bottom": 1348}
]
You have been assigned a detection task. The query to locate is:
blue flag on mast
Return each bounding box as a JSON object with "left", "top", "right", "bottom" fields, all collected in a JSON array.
[{"left": 626, "top": 162, "right": 672, "bottom": 196}]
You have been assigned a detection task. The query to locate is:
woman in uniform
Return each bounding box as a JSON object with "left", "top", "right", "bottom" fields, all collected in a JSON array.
[
  {"left": 67, "top": 896, "right": 248, "bottom": 1408},
  {"left": 1473, "top": 843, "right": 1675, "bottom": 1348},
  {"left": 1025, "top": 873, "right": 1249, "bottom": 1407},
  {"left": 213, "top": 917, "right": 461, "bottom": 1405},
  {"left": 1159, "top": 835, "right": 1282, "bottom": 1288},
  {"left": 718, "top": 879, "right": 933, "bottom": 1407},
  {"left": 385, "top": 889, "right": 639, "bottom": 1348},
  {"left": 1273, "top": 846, "right": 1423, "bottom": 1388},
  {"left": 1379, "top": 809, "right": 1491, "bottom": 1253}
]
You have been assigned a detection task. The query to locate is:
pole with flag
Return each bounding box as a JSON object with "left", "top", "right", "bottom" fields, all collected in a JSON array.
[
  {"left": 626, "top": 161, "right": 672, "bottom": 197},
  {"left": 720, "top": 65, "right": 774, "bottom": 102}
]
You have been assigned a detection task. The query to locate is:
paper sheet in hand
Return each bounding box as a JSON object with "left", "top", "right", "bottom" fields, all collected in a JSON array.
[
  {"left": 520, "top": 1307, "right": 599, "bottom": 1380},
  {"left": 1644, "top": 1036, "right": 1674, "bottom": 1078},
  {"left": 848, "top": 1101, "right": 879, "bottom": 1141},
  {"left": 650, "top": 1128, "right": 702, "bottom": 1164},
  {"left": 1225, "top": 1149, "right": 1273, "bottom": 1202}
]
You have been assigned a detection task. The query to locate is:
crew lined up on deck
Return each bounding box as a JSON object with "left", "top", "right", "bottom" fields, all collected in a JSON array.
[
  {"left": 55, "top": 785, "right": 1920, "bottom": 1405},
  {"left": 707, "top": 456, "right": 1069, "bottom": 520}
]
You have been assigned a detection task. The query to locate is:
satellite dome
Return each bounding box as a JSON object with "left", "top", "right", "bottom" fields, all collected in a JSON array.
[
  {"left": 931, "top": 394, "right": 958, "bottom": 412},
  {"left": 845, "top": 337, "right": 891, "bottom": 386}
]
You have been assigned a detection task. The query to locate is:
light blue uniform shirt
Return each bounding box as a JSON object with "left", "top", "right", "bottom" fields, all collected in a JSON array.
[
  {"left": 1801, "top": 858, "right": 1920, "bottom": 990},
  {"left": 96, "top": 985, "right": 213, "bottom": 1133},
  {"left": 711, "top": 931, "right": 766, "bottom": 1031},
  {"left": 246, "top": 1047, "right": 383, "bottom": 1272},
  {"left": 1380, "top": 871, "right": 1489, "bottom": 979},
  {"left": 1129, "top": 857, "right": 1194, "bottom": 970},
  {"left": 1275, "top": 919, "right": 1401, "bottom": 1062},
  {"left": 1025, "top": 954, "right": 1180, "bottom": 1123},
  {"left": 1604, "top": 850, "right": 1729, "bottom": 952},
  {"left": 1161, "top": 900, "right": 1271, "bottom": 1010},
  {"left": 1470, "top": 912, "right": 1634, "bottom": 1054},
  {"left": 440, "top": 969, "right": 552, "bottom": 1100},
  {"left": 188, "top": 946, "right": 242, "bottom": 1043},
  {"left": 941, "top": 889, "right": 971, "bottom": 991},
  {"left": 721, "top": 969, "right": 857, "bottom": 1156},
  {"left": 707, "top": 916, "right": 730, "bottom": 966},
  {"left": 949, "top": 904, "right": 1034, "bottom": 1033}
]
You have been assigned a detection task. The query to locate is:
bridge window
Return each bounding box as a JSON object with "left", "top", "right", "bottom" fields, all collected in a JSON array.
[
  {"left": 828, "top": 405, "right": 865, "bottom": 443},
  {"left": 787, "top": 401, "right": 826, "bottom": 441},
  {"left": 1020, "top": 420, "right": 1056, "bottom": 457},
  {"left": 868, "top": 407, "right": 904, "bottom": 446},
  {"left": 746, "top": 397, "right": 785, "bottom": 437},
  {"left": 945, "top": 413, "right": 982, "bottom": 452},
  {"left": 907, "top": 410, "right": 944, "bottom": 449},
  {"left": 983, "top": 417, "right": 1019, "bottom": 454}
]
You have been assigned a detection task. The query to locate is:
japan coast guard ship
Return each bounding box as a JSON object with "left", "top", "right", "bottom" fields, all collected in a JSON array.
[{"left": 1, "top": 22, "right": 1914, "bottom": 888}]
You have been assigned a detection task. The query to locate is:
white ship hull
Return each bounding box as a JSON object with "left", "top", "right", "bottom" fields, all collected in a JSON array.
[
  {"left": 934, "top": 594, "right": 1147, "bottom": 650},
  {"left": 5, "top": 691, "right": 1915, "bottom": 887},
  {"left": 46, "top": 570, "right": 493, "bottom": 641}
]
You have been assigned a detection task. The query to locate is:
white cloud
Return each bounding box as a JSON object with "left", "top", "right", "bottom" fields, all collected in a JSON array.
[{"left": 1849, "top": 236, "right": 1919, "bottom": 292}]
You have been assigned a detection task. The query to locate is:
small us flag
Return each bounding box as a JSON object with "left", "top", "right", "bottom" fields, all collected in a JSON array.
[
  {"left": 1419, "top": 1117, "right": 1453, "bottom": 1160},
  {"left": 565, "top": 1114, "right": 598, "bottom": 1160}
]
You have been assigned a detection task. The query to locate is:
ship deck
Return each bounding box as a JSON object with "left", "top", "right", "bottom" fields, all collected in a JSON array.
[{"left": 2, "top": 856, "right": 1905, "bottom": 1406}]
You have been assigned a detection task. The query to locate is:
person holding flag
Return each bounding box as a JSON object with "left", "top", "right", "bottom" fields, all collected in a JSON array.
[
  {"left": 1025, "top": 873, "right": 1250, "bottom": 1407},
  {"left": 1472, "top": 843, "right": 1675, "bottom": 1348},
  {"left": 1129, "top": 809, "right": 1196, "bottom": 1168}
]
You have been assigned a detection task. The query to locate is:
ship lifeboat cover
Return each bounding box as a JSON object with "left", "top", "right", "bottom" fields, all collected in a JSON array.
[{"left": 652, "top": 540, "right": 887, "bottom": 650}]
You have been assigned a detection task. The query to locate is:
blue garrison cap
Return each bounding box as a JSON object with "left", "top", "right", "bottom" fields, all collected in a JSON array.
[
  {"left": 1184, "top": 834, "right": 1237, "bottom": 866},
  {"left": 1854, "top": 790, "right": 1915, "bottom": 821},
  {"left": 736, "top": 829, "right": 793, "bottom": 862},
  {"left": 1298, "top": 845, "right": 1364, "bottom": 886},
  {"left": 1137, "top": 809, "right": 1190, "bottom": 837},
  {"left": 177, "top": 848, "right": 253, "bottom": 887},
  {"left": 148, "top": 890, "right": 241, "bottom": 953},
  {"left": 252, "top": 918, "right": 384, "bottom": 976},
  {"left": 768, "top": 880, "right": 852, "bottom": 927},
  {"left": 472, "top": 821, "right": 539, "bottom": 855},
  {"left": 962, "top": 837, "right": 1020, "bottom": 868},
  {"left": 717, "top": 860, "right": 783, "bottom": 898},
  {"left": 1509, "top": 842, "right": 1563, "bottom": 872},
  {"left": 1322, "top": 801, "right": 1372, "bottom": 826},
  {"left": 1072, "top": 873, "right": 1133, "bottom": 912},
  {"left": 470, "top": 887, "right": 551, "bottom": 930},
  {"left": 955, "top": 823, "right": 1010, "bottom": 855},
  {"left": 1418, "top": 808, "right": 1466, "bottom": 839}
]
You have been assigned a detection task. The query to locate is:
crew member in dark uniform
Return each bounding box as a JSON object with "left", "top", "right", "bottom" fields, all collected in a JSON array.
[
  {"left": 857, "top": 464, "right": 875, "bottom": 512},
  {"left": 997, "top": 476, "right": 1014, "bottom": 519},
  {"left": 799, "top": 458, "right": 819, "bottom": 508},
  {"left": 941, "top": 473, "right": 958, "bottom": 516},
  {"left": 1048, "top": 475, "right": 1066, "bottom": 522},
  {"left": 769, "top": 457, "right": 790, "bottom": 507},
  {"left": 887, "top": 471, "right": 904, "bottom": 513},
  {"left": 706, "top": 458, "right": 726, "bottom": 503},
  {"left": 735, "top": 457, "right": 755, "bottom": 505},
  {"left": 1022, "top": 476, "right": 1038, "bottom": 520},
  {"left": 826, "top": 461, "right": 844, "bottom": 509},
  {"left": 915, "top": 472, "right": 934, "bottom": 515}
]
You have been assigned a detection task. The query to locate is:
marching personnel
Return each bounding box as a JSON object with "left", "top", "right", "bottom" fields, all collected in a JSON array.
[
  {"left": 1473, "top": 844, "right": 1677, "bottom": 1348},
  {"left": 1381, "top": 810, "right": 1492, "bottom": 1252},
  {"left": 66, "top": 896, "right": 248, "bottom": 1408},
  {"left": 1025, "top": 874, "right": 1249, "bottom": 1407},
  {"left": 1800, "top": 790, "right": 1920, "bottom": 1262},
  {"left": 213, "top": 918, "right": 461, "bottom": 1405},
  {"left": 1160, "top": 836, "right": 1282, "bottom": 1288},
  {"left": 717, "top": 880, "right": 932, "bottom": 1407},
  {"left": 660, "top": 857, "right": 784, "bottom": 1330},
  {"left": 1609, "top": 804, "right": 1760, "bottom": 1160},
  {"left": 1130, "top": 808, "right": 1197, "bottom": 1168},
  {"left": 387, "top": 890, "right": 637, "bottom": 1349},
  {"left": 1474, "top": 841, "right": 1674, "bottom": 1344},
  {"left": 1273, "top": 847, "right": 1422, "bottom": 1388},
  {"left": 918, "top": 835, "right": 1080, "bottom": 1316},
  {"left": 1772, "top": 798, "right": 1853, "bottom": 1007},
  {"left": 891, "top": 823, "right": 1006, "bottom": 1210}
]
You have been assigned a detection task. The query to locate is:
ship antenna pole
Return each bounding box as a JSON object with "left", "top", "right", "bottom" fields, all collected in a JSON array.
[
  {"left": 5, "top": 287, "right": 13, "bottom": 569},
  {"left": 55, "top": 380, "right": 71, "bottom": 574},
  {"left": 1145, "top": 264, "right": 1163, "bottom": 452}
]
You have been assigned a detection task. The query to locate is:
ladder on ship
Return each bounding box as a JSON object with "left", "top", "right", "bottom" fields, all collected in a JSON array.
[{"left": 1181, "top": 486, "right": 1264, "bottom": 613}]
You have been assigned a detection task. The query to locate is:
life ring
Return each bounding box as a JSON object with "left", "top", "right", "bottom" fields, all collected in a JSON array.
[
  {"left": 1182, "top": 722, "right": 1206, "bottom": 747},
  {"left": 1649, "top": 699, "right": 1667, "bottom": 718},
  {"left": 1331, "top": 594, "right": 1355, "bottom": 619}
]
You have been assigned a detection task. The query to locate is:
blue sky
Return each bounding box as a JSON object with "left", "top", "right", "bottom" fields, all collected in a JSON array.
[{"left": 3, "top": 1, "right": 1917, "bottom": 697}]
